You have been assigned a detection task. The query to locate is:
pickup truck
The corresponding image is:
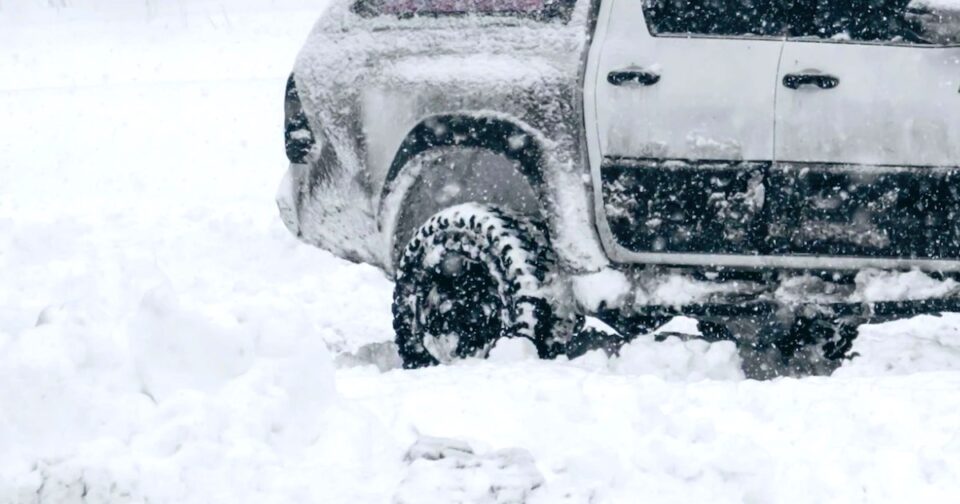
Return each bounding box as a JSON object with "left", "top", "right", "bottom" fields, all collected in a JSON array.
[{"left": 277, "top": 0, "right": 960, "bottom": 376}]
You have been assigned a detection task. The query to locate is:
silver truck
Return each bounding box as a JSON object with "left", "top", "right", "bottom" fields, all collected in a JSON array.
[{"left": 277, "top": 0, "right": 960, "bottom": 376}]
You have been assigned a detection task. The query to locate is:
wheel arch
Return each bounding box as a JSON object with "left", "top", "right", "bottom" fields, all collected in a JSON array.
[{"left": 378, "top": 114, "right": 551, "bottom": 268}]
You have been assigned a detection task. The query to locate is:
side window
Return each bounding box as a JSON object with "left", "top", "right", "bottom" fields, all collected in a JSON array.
[
  {"left": 352, "top": 0, "right": 576, "bottom": 21},
  {"left": 642, "top": 0, "right": 792, "bottom": 38},
  {"left": 788, "top": 0, "right": 925, "bottom": 43},
  {"left": 642, "top": 0, "right": 931, "bottom": 43}
]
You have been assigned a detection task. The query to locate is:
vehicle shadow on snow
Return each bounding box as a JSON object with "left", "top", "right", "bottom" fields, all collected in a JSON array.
[{"left": 333, "top": 314, "right": 867, "bottom": 381}]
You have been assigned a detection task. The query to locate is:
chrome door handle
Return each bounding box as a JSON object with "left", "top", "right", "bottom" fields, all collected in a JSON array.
[
  {"left": 783, "top": 73, "right": 840, "bottom": 90},
  {"left": 608, "top": 68, "right": 660, "bottom": 86}
]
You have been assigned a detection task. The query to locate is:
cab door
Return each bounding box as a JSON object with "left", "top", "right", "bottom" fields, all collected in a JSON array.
[
  {"left": 776, "top": 24, "right": 960, "bottom": 166},
  {"left": 770, "top": 1, "right": 960, "bottom": 261},
  {"left": 586, "top": 0, "right": 785, "bottom": 262}
]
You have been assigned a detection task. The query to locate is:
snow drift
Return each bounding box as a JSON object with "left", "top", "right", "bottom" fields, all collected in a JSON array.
[{"left": 2, "top": 1, "right": 960, "bottom": 502}]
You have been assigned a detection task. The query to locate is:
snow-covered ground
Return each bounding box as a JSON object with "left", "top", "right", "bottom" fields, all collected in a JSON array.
[{"left": 1, "top": 1, "right": 959, "bottom": 502}]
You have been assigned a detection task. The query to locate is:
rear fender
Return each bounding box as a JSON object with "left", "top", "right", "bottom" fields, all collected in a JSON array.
[{"left": 379, "top": 114, "right": 547, "bottom": 267}]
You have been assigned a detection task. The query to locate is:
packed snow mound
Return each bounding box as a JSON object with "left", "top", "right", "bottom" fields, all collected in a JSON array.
[
  {"left": 571, "top": 268, "right": 631, "bottom": 310},
  {"left": 341, "top": 363, "right": 960, "bottom": 504},
  {"left": 395, "top": 436, "right": 544, "bottom": 504},
  {"left": 0, "top": 288, "right": 389, "bottom": 502},
  {"left": 853, "top": 268, "right": 960, "bottom": 303},
  {"left": 131, "top": 285, "right": 259, "bottom": 401},
  {"left": 571, "top": 317, "right": 745, "bottom": 382},
  {"left": 612, "top": 334, "right": 743, "bottom": 381},
  {"left": 3, "top": 1, "right": 960, "bottom": 502},
  {"left": 836, "top": 313, "right": 960, "bottom": 377},
  {"left": 488, "top": 337, "right": 541, "bottom": 363}
]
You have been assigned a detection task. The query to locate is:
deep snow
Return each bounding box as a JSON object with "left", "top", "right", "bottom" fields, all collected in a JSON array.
[{"left": 1, "top": 1, "right": 960, "bottom": 502}]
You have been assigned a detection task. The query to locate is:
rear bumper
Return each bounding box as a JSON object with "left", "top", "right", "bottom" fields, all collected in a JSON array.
[{"left": 276, "top": 163, "right": 306, "bottom": 237}]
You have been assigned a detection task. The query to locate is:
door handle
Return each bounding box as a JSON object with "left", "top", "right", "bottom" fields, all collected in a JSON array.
[
  {"left": 783, "top": 73, "right": 840, "bottom": 90},
  {"left": 608, "top": 68, "right": 661, "bottom": 86}
]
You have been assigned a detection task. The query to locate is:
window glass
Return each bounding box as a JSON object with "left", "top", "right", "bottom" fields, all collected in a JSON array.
[
  {"left": 788, "top": 0, "right": 923, "bottom": 43},
  {"left": 642, "top": 0, "right": 928, "bottom": 43},
  {"left": 353, "top": 0, "right": 574, "bottom": 20},
  {"left": 642, "top": 0, "right": 793, "bottom": 37}
]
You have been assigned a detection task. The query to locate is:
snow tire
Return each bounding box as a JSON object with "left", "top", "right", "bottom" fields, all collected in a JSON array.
[{"left": 392, "top": 203, "right": 572, "bottom": 368}]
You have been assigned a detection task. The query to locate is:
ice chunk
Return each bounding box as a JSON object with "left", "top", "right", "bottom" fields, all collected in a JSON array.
[
  {"left": 571, "top": 268, "right": 631, "bottom": 311},
  {"left": 396, "top": 436, "right": 544, "bottom": 504},
  {"left": 488, "top": 337, "right": 539, "bottom": 363}
]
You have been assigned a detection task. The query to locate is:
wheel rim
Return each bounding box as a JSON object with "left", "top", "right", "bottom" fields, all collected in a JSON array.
[{"left": 417, "top": 251, "right": 503, "bottom": 363}]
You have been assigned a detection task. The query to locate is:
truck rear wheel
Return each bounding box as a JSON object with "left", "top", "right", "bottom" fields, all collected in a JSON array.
[{"left": 392, "top": 203, "right": 572, "bottom": 368}]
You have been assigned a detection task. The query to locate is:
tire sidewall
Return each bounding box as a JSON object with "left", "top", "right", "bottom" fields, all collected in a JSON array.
[{"left": 392, "top": 204, "right": 562, "bottom": 368}]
